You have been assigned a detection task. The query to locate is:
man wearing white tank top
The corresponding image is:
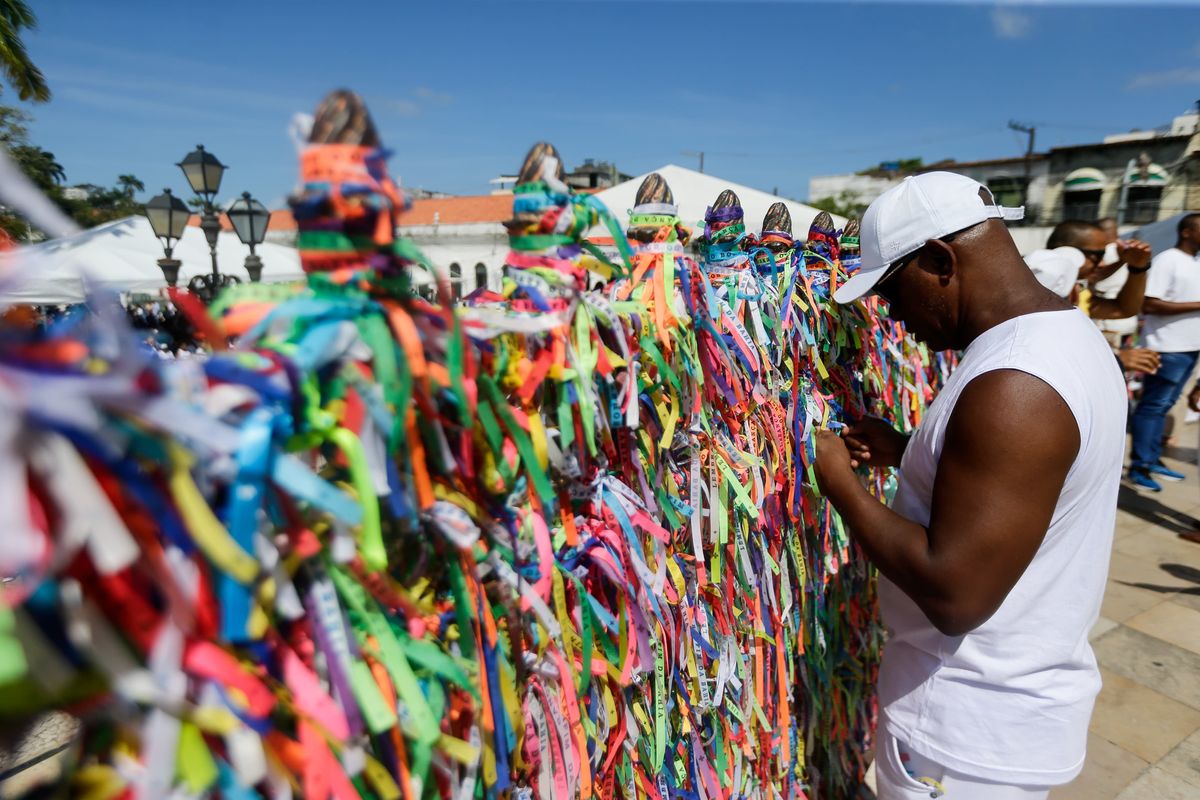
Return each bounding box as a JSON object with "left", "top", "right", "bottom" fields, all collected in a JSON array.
[{"left": 815, "top": 173, "right": 1127, "bottom": 799}]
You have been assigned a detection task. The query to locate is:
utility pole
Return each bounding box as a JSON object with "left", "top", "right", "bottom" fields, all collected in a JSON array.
[
  {"left": 1008, "top": 120, "right": 1036, "bottom": 218},
  {"left": 1008, "top": 120, "right": 1036, "bottom": 166},
  {"left": 683, "top": 150, "right": 705, "bottom": 174}
]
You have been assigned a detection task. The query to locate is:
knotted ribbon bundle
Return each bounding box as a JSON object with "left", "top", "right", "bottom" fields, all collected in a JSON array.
[{"left": 0, "top": 94, "right": 953, "bottom": 800}]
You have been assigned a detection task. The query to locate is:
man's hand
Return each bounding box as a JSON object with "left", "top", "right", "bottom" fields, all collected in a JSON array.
[
  {"left": 1189, "top": 385, "right": 1200, "bottom": 413},
  {"left": 842, "top": 416, "right": 909, "bottom": 469},
  {"left": 1116, "top": 239, "right": 1152, "bottom": 270},
  {"left": 814, "top": 429, "right": 856, "bottom": 500},
  {"left": 1118, "top": 348, "right": 1161, "bottom": 374}
]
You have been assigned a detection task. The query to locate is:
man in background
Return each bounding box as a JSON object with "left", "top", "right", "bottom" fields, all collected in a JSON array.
[
  {"left": 1026, "top": 223, "right": 1157, "bottom": 374},
  {"left": 1129, "top": 213, "right": 1200, "bottom": 492},
  {"left": 1090, "top": 217, "right": 1140, "bottom": 347},
  {"left": 1044, "top": 219, "right": 1152, "bottom": 323}
]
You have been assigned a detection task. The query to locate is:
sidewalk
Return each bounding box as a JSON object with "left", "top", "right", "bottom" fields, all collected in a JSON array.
[{"left": 1051, "top": 441, "right": 1200, "bottom": 799}]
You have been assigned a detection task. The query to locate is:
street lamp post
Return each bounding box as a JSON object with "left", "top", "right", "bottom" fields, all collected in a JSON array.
[
  {"left": 143, "top": 187, "right": 190, "bottom": 287},
  {"left": 177, "top": 145, "right": 234, "bottom": 299},
  {"left": 226, "top": 191, "right": 271, "bottom": 282}
]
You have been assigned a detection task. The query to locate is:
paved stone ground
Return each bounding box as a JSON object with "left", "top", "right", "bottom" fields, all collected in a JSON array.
[{"left": 1049, "top": 434, "right": 1200, "bottom": 799}]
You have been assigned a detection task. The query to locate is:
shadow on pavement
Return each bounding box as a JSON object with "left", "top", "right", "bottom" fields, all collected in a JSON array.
[
  {"left": 1163, "top": 444, "right": 1199, "bottom": 463},
  {"left": 1116, "top": 485, "right": 1199, "bottom": 534},
  {"left": 1117, "top": 562, "right": 1200, "bottom": 596}
]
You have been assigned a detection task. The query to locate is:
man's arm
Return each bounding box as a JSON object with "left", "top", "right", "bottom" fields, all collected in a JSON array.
[
  {"left": 815, "top": 370, "right": 1079, "bottom": 636},
  {"left": 1141, "top": 297, "right": 1200, "bottom": 315},
  {"left": 1090, "top": 269, "right": 1148, "bottom": 320},
  {"left": 1091, "top": 240, "right": 1153, "bottom": 320}
]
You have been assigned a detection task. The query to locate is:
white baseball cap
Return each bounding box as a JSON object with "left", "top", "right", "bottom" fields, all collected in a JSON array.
[
  {"left": 1024, "top": 247, "right": 1085, "bottom": 298},
  {"left": 834, "top": 172, "right": 1025, "bottom": 304}
]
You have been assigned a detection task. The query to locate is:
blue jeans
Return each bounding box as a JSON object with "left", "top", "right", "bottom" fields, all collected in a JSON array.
[{"left": 1130, "top": 350, "right": 1199, "bottom": 472}]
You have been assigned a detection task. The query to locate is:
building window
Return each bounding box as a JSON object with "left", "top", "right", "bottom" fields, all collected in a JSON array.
[
  {"left": 1123, "top": 186, "right": 1163, "bottom": 225},
  {"left": 474, "top": 262, "right": 488, "bottom": 293},
  {"left": 449, "top": 262, "right": 461, "bottom": 301},
  {"left": 1061, "top": 167, "right": 1107, "bottom": 222},
  {"left": 1121, "top": 156, "right": 1169, "bottom": 225},
  {"left": 987, "top": 176, "right": 1027, "bottom": 208},
  {"left": 1062, "top": 190, "right": 1102, "bottom": 222}
]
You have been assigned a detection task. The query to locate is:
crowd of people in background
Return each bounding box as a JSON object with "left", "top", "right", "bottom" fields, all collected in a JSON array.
[{"left": 1024, "top": 212, "right": 1200, "bottom": 544}]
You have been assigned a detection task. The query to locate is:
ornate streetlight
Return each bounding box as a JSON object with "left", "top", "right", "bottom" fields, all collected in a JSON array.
[
  {"left": 177, "top": 144, "right": 236, "bottom": 297},
  {"left": 143, "top": 187, "right": 189, "bottom": 287},
  {"left": 225, "top": 191, "right": 271, "bottom": 282}
]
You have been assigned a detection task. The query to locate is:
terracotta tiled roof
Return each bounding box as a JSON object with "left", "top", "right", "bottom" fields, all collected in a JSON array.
[
  {"left": 187, "top": 211, "right": 297, "bottom": 232},
  {"left": 184, "top": 194, "right": 512, "bottom": 233},
  {"left": 400, "top": 195, "right": 511, "bottom": 226}
]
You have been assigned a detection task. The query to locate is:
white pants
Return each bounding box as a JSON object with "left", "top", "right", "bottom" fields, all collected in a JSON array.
[{"left": 874, "top": 728, "right": 1051, "bottom": 800}]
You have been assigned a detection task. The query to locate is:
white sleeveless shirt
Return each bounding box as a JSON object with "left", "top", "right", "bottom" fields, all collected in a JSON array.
[{"left": 878, "top": 308, "right": 1126, "bottom": 785}]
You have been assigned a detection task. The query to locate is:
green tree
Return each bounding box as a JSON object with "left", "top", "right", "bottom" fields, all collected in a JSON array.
[
  {"left": 9, "top": 142, "right": 64, "bottom": 189},
  {"left": 117, "top": 173, "right": 144, "bottom": 199},
  {"left": 0, "top": 103, "right": 69, "bottom": 205},
  {"left": 0, "top": 103, "right": 148, "bottom": 238},
  {"left": 0, "top": 102, "right": 27, "bottom": 144},
  {"left": 0, "top": 0, "right": 49, "bottom": 102},
  {"left": 809, "top": 191, "right": 869, "bottom": 220}
]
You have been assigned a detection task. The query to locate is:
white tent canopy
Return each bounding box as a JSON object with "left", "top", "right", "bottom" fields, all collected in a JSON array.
[
  {"left": 593, "top": 164, "right": 846, "bottom": 238},
  {"left": 0, "top": 216, "right": 304, "bottom": 305}
]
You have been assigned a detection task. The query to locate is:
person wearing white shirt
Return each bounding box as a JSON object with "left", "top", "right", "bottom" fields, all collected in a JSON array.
[
  {"left": 1091, "top": 218, "right": 1139, "bottom": 346},
  {"left": 1129, "top": 213, "right": 1200, "bottom": 493},
  {"left": 815, "top": 174, "right": 1127, "bottom": 799},
  {"left": 1024, "top": 235, "right": 1159, "bottom": 375}
]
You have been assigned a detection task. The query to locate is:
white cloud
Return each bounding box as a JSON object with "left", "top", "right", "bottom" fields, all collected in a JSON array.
[
  {"left": 991, "top": 6, "right": 1032, "bottom": 39},
  {"left": 414, "top": 86, "right": 453, "bottom": 107},
  {"left": 57, "top": 86, "right": 242, "bottom": 124},
  {"left": 388, "top": 99, "right": 423, "bottom": 118},
  {"left": 384, "top": 88, "right": 453, "bottom": 118},
  {"left": 1127, "top": 67, "right": 1200, "bottom": 90}
]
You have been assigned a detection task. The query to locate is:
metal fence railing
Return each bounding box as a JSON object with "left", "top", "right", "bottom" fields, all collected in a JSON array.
[{"left": 1122, "top": 200, "right": 1162, "bottom": 226}]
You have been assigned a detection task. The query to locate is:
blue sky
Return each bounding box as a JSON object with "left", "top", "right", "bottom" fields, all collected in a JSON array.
[{"left": 13, "top": 1, "right": 1200, "bottom": 208}]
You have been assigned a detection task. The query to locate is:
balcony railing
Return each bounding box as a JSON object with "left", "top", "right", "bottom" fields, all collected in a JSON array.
[
  {"left": 1040, "top": 200, "right": 1170, "bottom": 225},
  {"left": 1122, "top": 200, "right": 1161, "bottom": 226},
  {"left": 1056, "top": 203, "right": 1102, "bottom": 223}
]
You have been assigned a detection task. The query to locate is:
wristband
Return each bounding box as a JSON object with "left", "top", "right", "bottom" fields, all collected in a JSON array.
[{"left": 1127, "top": 265, "right": 1150, "bottom": 274}]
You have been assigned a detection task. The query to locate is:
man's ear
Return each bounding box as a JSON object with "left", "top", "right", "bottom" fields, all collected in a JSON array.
[{"left": 920, "top": 238, "right": 957, "bottom": 282}]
